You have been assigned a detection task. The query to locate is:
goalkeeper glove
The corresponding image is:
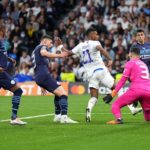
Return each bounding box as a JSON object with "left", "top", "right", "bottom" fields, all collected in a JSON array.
[
  {"left": 103, "top": 90, "right": 117, "bottom": 104},
  {"left": 103, "top": 94, "right": 113, "bottom": 104}
]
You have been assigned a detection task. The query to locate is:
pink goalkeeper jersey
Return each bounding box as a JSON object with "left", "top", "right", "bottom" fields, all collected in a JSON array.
[{"left": 115, "top": 58, "right": 150, "bottom": 92}]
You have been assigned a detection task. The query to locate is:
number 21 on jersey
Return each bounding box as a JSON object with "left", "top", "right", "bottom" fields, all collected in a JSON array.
[{"left": 82, "top": 49, "right": 93, "bottom": 64}]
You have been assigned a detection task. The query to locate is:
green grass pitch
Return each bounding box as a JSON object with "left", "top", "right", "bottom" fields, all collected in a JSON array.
[{"left": 0, "top": 94, "right": 150, "bottom": 150}]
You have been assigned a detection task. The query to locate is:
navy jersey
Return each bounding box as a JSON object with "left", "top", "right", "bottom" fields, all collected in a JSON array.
[
  {"left": 131, "top": 42, "right": 150, "bottom": 72},
  {"left": 0, "top": 39, "right": 8, "bottom": 69},
  {"left": 32, "top": 44, "right": 60, "bottom": 92},
  {"left": 32, "top": 44, "right": 50, "bottom": 74}
]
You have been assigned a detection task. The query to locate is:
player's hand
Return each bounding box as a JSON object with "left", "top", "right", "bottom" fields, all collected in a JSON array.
[
  {"left": 103, "top": 89, "right": 117, "bottom": 104},
  {"left": 60, "top": 51, "right": 69, "bottom": 57},
  {"left": 41, "top": 87, "right": 47, "bottom": 96},
  {"left": 103, "top": 94, "right": 113, "bottom": 104},
  {"left": 107, "top": 60, "right": 113, "bottom": 67},
  {"left": 111, "top": 89, "right": 117, "bottom": 97}
]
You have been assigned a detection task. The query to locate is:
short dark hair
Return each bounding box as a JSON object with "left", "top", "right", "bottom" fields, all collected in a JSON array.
[
  {"left": 135, "top": 29, "right": 145, "bottom": 36},
  {"left": 86, "top": 28, "right": 97, "bottom": 36},
  {"left": 41, "top": 35, "right": 52, "bottom": 41},
  {"left": 130, "top": 46, "right": 140, "bottom": 55}
]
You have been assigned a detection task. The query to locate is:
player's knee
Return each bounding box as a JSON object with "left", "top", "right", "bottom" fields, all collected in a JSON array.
[
  {"left": 90, "top": 97, "right": 98, "bottom": 103},
  {"left": 13, "top": 88, "right": 23, "bottom": 96},
  {"left": 60, "top": 90, "right": 68, "bottom": 97}
]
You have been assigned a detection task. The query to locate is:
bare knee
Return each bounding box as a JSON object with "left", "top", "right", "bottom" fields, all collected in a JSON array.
[{"left": 53, "top": 86, "right": 68, "bottom": 97}]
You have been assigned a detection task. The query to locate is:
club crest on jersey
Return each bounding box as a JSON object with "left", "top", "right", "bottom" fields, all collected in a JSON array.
[
  {"left": 57, "top": 82, "right": 60, "bottom": 85},
  {"left": 11, "top": 80, "right": 16, "bottom": 85}
]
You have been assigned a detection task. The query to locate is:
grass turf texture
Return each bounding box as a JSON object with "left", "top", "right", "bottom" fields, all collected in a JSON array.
[{"left": 0, "top": 94, "right": 149, "bottom": 150}]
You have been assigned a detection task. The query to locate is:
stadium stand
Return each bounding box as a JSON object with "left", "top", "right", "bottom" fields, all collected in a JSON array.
[{"left": 0, "top": 0, "right": 150, "bottom": 82}]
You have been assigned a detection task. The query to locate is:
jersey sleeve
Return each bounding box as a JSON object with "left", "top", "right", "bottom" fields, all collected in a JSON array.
[
  {"left": 114, "top": 61, "right": 133, "bottom": 92},
  {"left": 71, "top": 44, "right": 80, "bottom": 55},
  {"left": 40, "top": 46, "right": 48, "bottom": 51},
  {"left": 95, "top": 41, "right": 102, "bottom": 48}
]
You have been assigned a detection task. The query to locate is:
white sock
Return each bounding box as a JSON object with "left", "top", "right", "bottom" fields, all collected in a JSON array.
[
  {"left": 128, "top": 104, "right": 136, "bottom": 112},
  {"left": 87, "top": 97, "right": 98, "bottom": 112}
]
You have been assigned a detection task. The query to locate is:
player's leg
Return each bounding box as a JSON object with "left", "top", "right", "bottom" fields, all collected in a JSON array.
[
  {"left": 9, "top": 84, "right": 27, "bottom": 125},
  {"left": 143, "top": 110, "right": 150, "bottom": 121},
  {"left": 41, "top": 75, "right": 78, "bottom": 123},
  {"left": 1, "top": 73, "right": 27, "bottom": 125},
  {"left": 53, "top": 95, "right": 61, "bottom": 122},
  {"left": 107, "top": 89, "right": 140, "bottom": 124},
  {"left": 53, "top": 86, "right": 78, "bottom": 123},
  {"left": 86, "top": 70, "right": 103, "bottom": 122},
  {"left": 86, "top": 87, "right": 98, "bottom": 122},
  {"left": 139, "top": 93, "right": 150, "bottom": 121},
  {"left": 127, "top": 103, "right": 142, "bottom": 115}
]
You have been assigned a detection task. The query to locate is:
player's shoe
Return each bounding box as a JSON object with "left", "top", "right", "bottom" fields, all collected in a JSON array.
[
  {"left": 107, "top": 119, "right": 123, "bottom": 125},
  {"left": 86, "top": 108, "right": 91, "bottom": 122},
  {"left": 10, "top": 118, "right": 27, "bottom": 125},
  {"left": 60, "top": 115, "right": 78, "bottom": 124},
  {"left": 131, "top": 107, "right": 142, "bottom": 115},
  {"left": 53, "top": 114, "right": 61, "bottom": 123}
]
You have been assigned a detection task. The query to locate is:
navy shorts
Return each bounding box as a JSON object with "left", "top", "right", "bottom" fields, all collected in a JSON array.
[
  {"left": 35, "top": 73, "right": 60, "bottom": 93},
  {"left": 0, "top": 72, "right": 16, "bottom": 90}
]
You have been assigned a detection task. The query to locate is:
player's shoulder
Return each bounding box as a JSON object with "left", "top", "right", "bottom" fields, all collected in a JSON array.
[
  {"left": 130, "top": 43, "right": 139, "bottom": 48},
  {"left": 35, "top": 44, "right": 48, "bottom": 51},
  {"left": 125, "top": 59, "right": 135, "bottom": 67},
  {"left": 40, "top": 45, "right": 48, "bottom": 50}
]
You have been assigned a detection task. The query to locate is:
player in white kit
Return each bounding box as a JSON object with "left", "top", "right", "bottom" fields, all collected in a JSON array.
[{"left": 60, "top": 28, "right": 115, "bottom": 122}]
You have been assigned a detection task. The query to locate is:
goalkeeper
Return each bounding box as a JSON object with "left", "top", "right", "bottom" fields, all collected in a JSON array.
[{"left": 104, "top": 47, "right": 150, "bottom": 124}]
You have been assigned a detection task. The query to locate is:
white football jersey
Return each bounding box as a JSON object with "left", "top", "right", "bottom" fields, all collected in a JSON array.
[{"left": 72, "top": 40, "right": 105, "bottom": 79}]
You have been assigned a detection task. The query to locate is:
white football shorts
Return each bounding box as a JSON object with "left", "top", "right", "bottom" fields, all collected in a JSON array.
[{"left": 88, "top": 67, "right": 114, "bottom": 89}]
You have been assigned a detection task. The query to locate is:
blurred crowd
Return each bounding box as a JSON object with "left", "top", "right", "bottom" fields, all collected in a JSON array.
[{"left": 0, "top": 0, "right": 150, "bottom": 82}]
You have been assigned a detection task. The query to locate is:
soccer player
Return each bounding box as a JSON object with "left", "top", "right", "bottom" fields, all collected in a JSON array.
[
  {"left": 127, "top": 29, "right": 150, "bottom": 115},
  {"left": 60, "top": 28, "right": 115, "bottom": 122},
  {"left": 106, "top": 47, "right": 150, "bottom": 124},
  {"left": 31, "top": 35, "right": 78, "bottom": 123},
  {"left": 0, "top": 24, "right": 27, "bottom": 125},
  {"left": 133, "top": 29, "right": 150, "bottom": 71}
]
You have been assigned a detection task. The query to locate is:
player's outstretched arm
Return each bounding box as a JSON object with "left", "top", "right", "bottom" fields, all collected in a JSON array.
[{"left": 40, "top": 49, "right": 68, "bottom": 58}]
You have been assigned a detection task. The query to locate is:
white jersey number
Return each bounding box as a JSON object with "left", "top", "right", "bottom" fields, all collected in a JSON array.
[
  {"left": 31, "top": 51, "right": 36, "bottom": 69},
  {"left": 140, "top": 65, "right": 149, "bottom": 79}
]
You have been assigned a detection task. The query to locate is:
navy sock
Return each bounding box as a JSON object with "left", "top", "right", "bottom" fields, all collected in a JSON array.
[
  {"left": 11, "top": 88, "right": 23, "bottom": 120},
  {"left": 59, "top": 95, "right": 68, "bottom": 115},
  {"left": 54, "top": 96, "right": 61, "bottom": 115}
]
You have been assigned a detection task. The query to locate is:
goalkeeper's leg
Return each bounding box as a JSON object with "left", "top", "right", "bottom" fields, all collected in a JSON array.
[
  {"left": 118, "top": 91, "right": 142, "bottom": 115},
  {"left": 107, "top": 89, "right": 142, "bottom": 124}
]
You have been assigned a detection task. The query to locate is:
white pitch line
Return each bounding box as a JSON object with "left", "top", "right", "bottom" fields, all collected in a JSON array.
[
  {"left": 0, "top": 112, "right": 131, "bottom": 123},
  {"left": 0, "top": 114, "right": 54, "bottom": 123}
]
